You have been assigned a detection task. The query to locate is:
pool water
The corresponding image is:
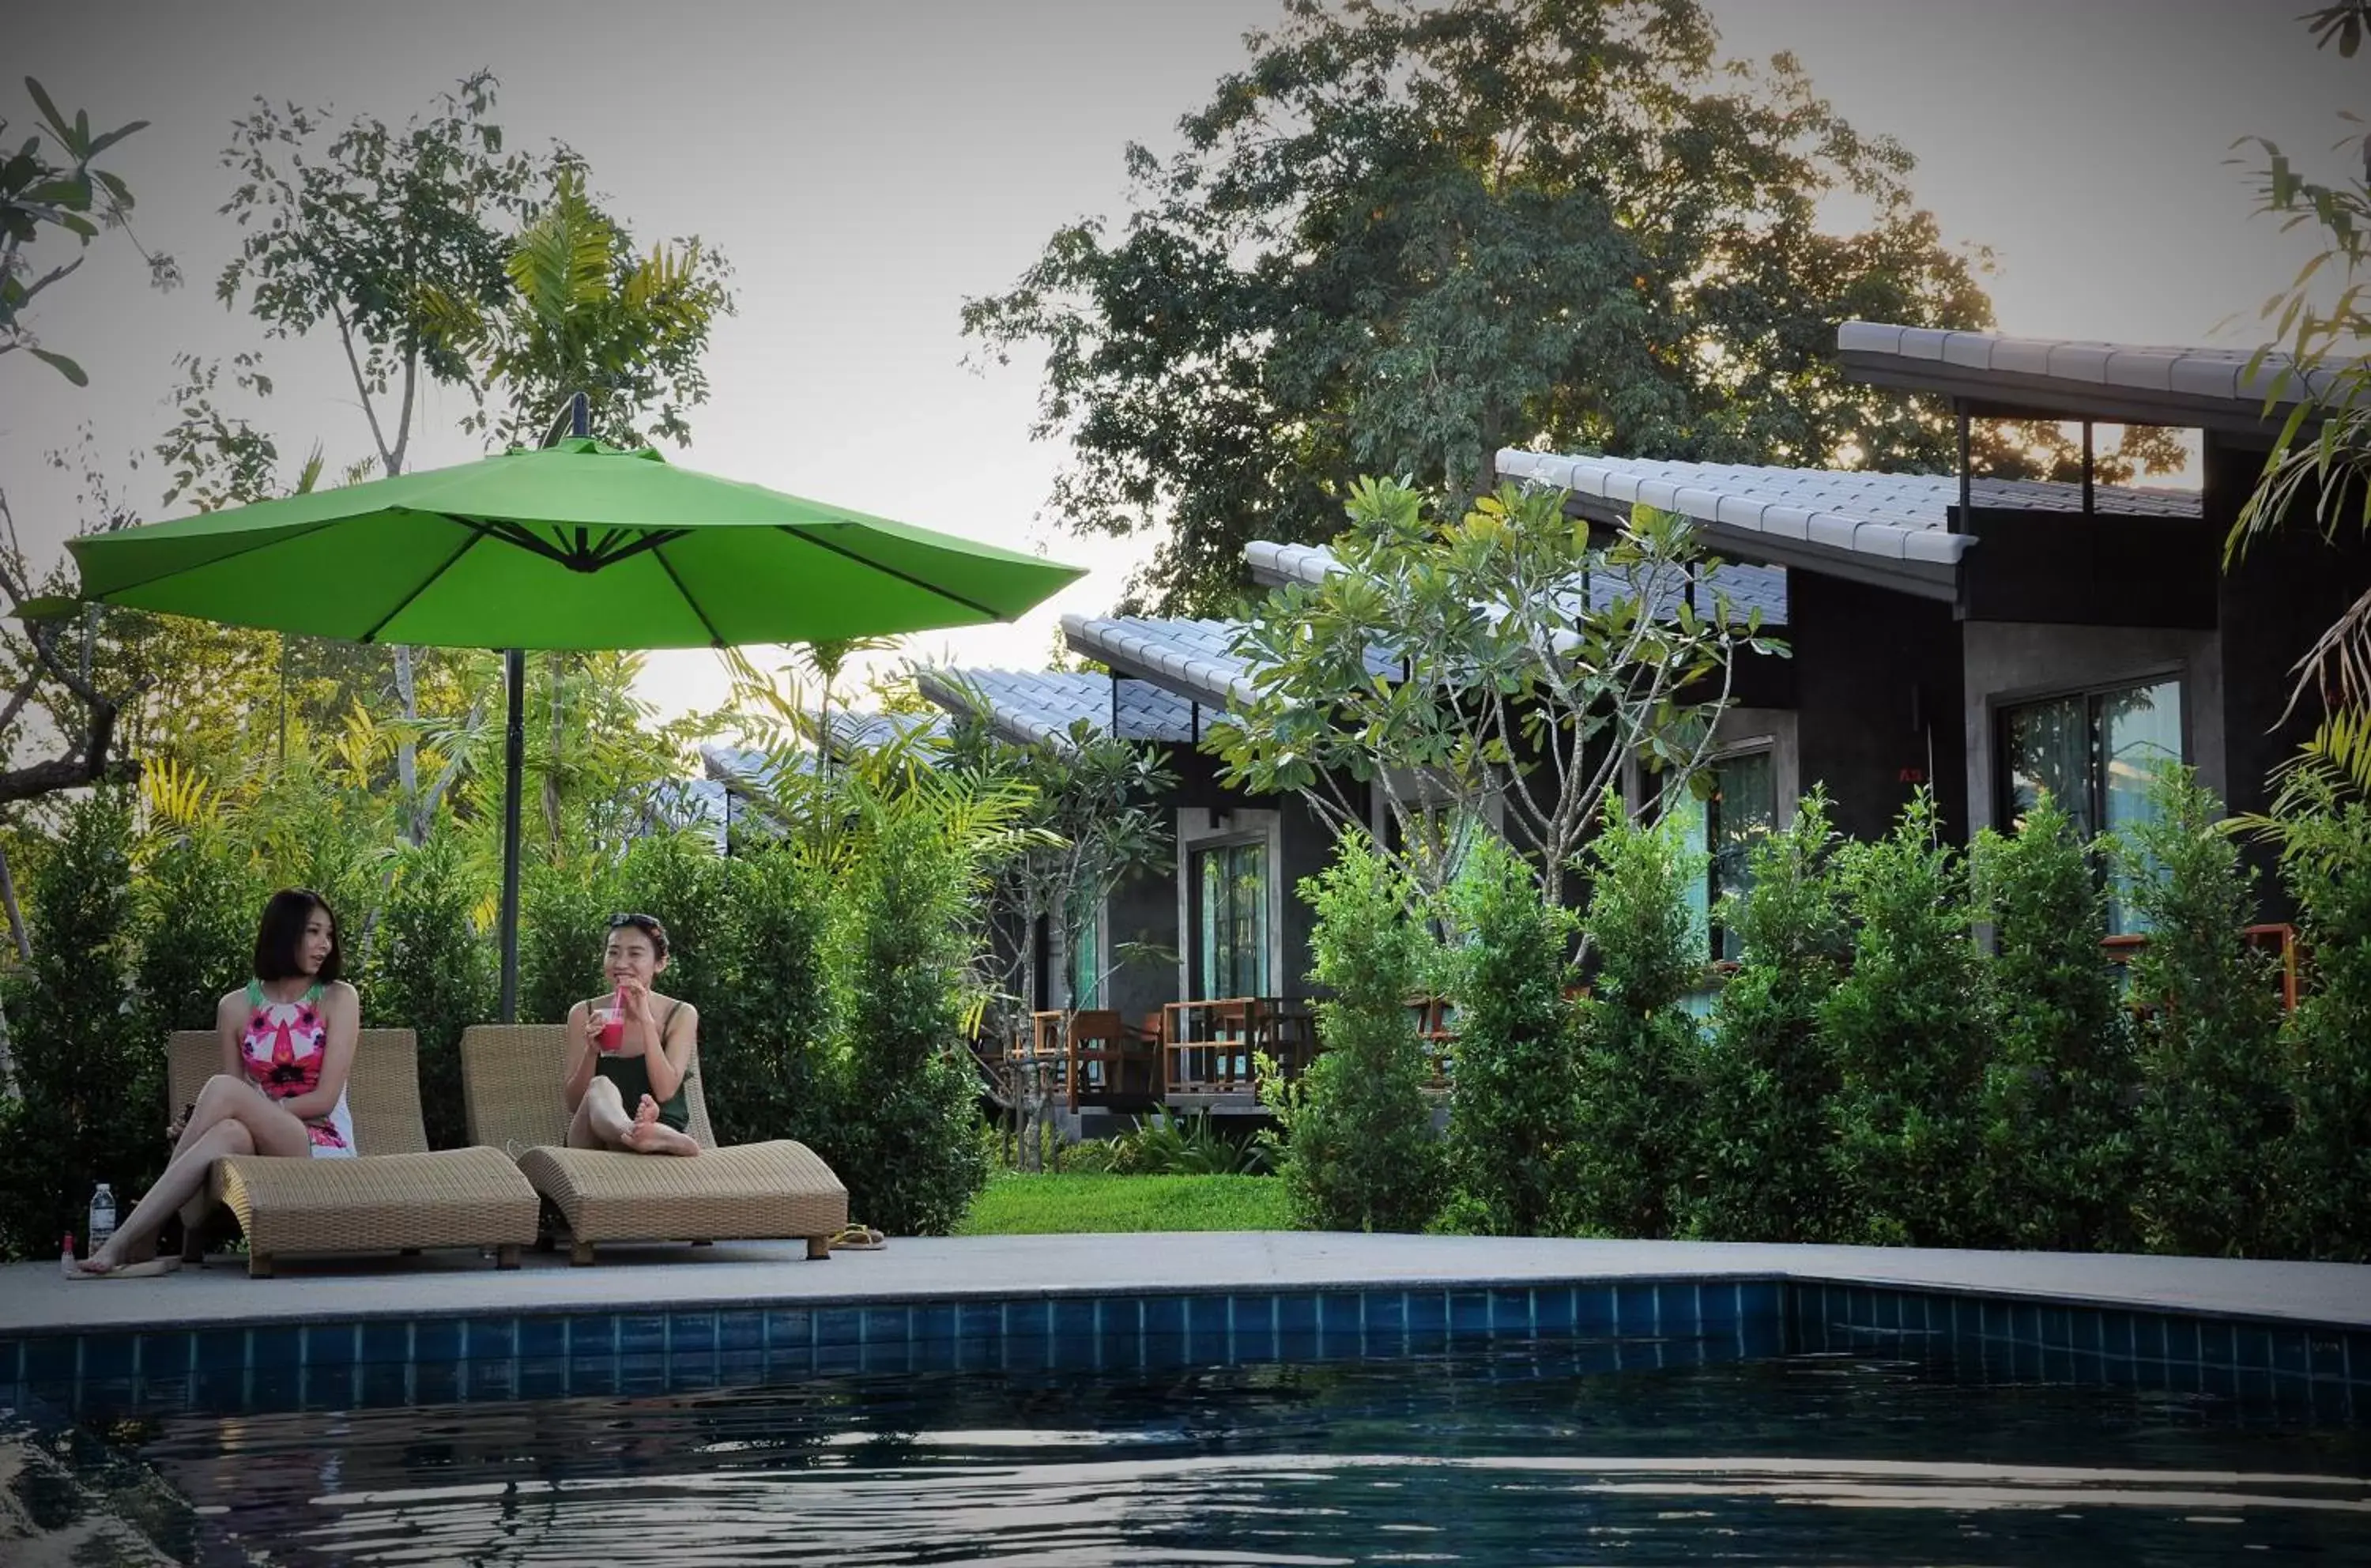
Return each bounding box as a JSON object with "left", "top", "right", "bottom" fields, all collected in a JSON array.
[{"left": 107, "top": 1345, "right": 2371, "bottom": 1566}]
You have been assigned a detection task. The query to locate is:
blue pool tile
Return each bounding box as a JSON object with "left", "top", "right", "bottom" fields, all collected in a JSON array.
[
  {"left": 2235, "top": 1325, "right": 2273, "bottom": 1372},
  {"left": 909, "top": 1335, "right": 959, "bottom": 1374},
  {"left": 1447, "top": 1291, "right": 1489, "bottom": 1336},
  {"left": 413, "top": 1361, "right": 462, "bottom": 1406},
  {"left": 359, "top": 1363, "right": 409, "bottom": 1408},
  {"left": 815, "top": 1340, "right": 864, "bottom": 1376},
  {"left": 466, "top": 1317, "right": 518, "bottom": 1361},
  {"left": 1365, "top": 1291, "right": 1408, "bottom": 1336},
  {"left": 466, "top": 1359, "right": 518, "bottom": 1402},
  {"left": 1277, "top": 1294, "right": 1318, "bottom": 1338},
  {"left": 0, "top": 1340, "right": 17, "bottom": 1382},
  {"left": 671, "top": 1354, "right": 720, "bottom": 1390},
  {"left": 2199, "top": 1360, "right": 2240, "bottom": 1400},
  {"left": 304, "top": 1324, "right": 358, "bottom": 1368},
  {"left": 1531, "top": 1287, "right": 1573, "bottom": 1332},
  {"left": 1186, "top": 1295, "right": 1231, "bottom": 1362},
  {"left": 767, "top": 1309, "right": 812, "bottom": 1351},
  {"left": 1491, "top": 1288, "right": 1535, "bottom": 1335},
  {"left": 1005, "top": 1300, "right": 1052, "bottom": 1341},
  {"left": 1048, "top": 1329, "right": 1096, "bottom": 1371},
  {"left": 195, "top": 1329, "right": 248, "bottom": 1373},
  {"left": 673, "top": 1313, "right": 721, "bottom": 1355},
  {"left": 2308, "top": 1332, "right": 2347, "bottom": 1381},
  {"left": 518, "top": 1357, "right": 570, "bottom": 1401},
  {"left": 360, "top": 1321, "right": 412, "bottom": 1366},
  {"left": 911, "top": 1304, "right": 957, "bottom": 1348},
  {"left": 2098, "top": 1310, "right": 2135, "bottom": 1362},
  {"left": 2197, "top": 1318, "right": 2237, "bottom": 1372},
  {"left": 1615, "top": 1283, "right": 1660, "bottom": 1336},
  {"left": 2270, "top": 1329, "right": 2310, "bottom": 1381},
  {"left": 515, "top": 1316, "right": 567, "bottom": 1359},
  {"left": 1321, "top": 1292, "right": 1366, "bottom": 1337},
  {"left": 814, "top": 1308, "right": 863, "bottom": 1348},
  {"left": 1693, "top": 1284, "right": 1739, "bottom": 1335},
  {"left": 616, "top": 1351, "right": 669, "bottom": 1389},
  {"left": 2131, "top": 1313, "right": 2169, "bottom": 1363},
  {"left": 1575, "top": 1285, "right": 1617, "bottom": 1338},
  {"left": 412, "top": 1318, "right": 462, "bottom": 1363},
  {"left": 568, "top": 1359, "right": 619, "bottom": 1397},
  {"left": 617, "top": 1314, "right": 667, "bottom": 1355},
  {"left": 716, "top": 1311, "right": 763, "bottom": 1354},
  {"left": 2039, "top": 1306, "right": 2071, "bottom": 1351},
  {"left": 570, "top": 1316, "right": 617, "bottom": 1358},
  {"left": 861, "top": 1307, "right": 910, "bottom": 1348},
  {"left": 1144, "top": 1295, "right": 1186, "bottom": 1339},
  {"left": 715, "top": 1349, "right": 768, "bottom": 1385},
  {"left": 190, "top": 1370, "right": 247, "bottom": 1414},
  {"left": 1233, "top": 1297, "right": 1277, "bottom": 1362},
  {"left": 250, "top": 1324, "right": 303, "bottom": 1371},
  {"left": 82, "top": 1334, "right": 136, "bottom": 1379},
  {"left": 1053, "top": 1299, "right": 1095, "bottom": 1345},
  {"left": 137, "top": 1333, "right": 190, "bottom": 1378},
  {"left": 2007, "top": 1302, "right": 2041, "bottom": 1350}
]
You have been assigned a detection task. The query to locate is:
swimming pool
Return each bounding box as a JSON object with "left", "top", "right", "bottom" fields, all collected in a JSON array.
[
  {"left": 61, "top": 1342, "right": 2371, "bottom": 1565},
  {"left": 7, "top": 1270, "right": 2369, "bottom": 1565}
]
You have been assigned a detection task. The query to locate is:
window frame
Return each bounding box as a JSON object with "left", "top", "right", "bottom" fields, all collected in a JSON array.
[
  {"left": 1188, "top": 832, "right": 1273, "bottom": 1001},
  {"left": 1991, "top": 665, "right": 2189, "bottom": 844}
]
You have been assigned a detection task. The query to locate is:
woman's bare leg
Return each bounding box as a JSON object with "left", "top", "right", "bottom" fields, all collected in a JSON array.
[
  {"left": 86, "top": 1121, "right": 258, "bottom": 1272},
  {"left": 567, "top": 1076, "right": 635, "bottom": 1150},
  {"left": 620, "top": 1094, "right": 700, "bottom": 1157},
  {"left": 177, "top": 1074, "right": 312, "bottom": 1159}
]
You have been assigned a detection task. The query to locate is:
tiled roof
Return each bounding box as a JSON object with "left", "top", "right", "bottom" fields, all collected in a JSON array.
[
  {"left": 1495, "top": 450, "right": 2201, "bottom": 569},
  {"left": 647, "top": 777, "right": 727, "bottom": 850},
  {"left": 914, "top": 668, "right": 1200, "bottom": 748},
  {"left": 1244, "top": 539, "right": 1792, "bottom": 627},
  {"left": 1837, "top": 321, "right": 2326, "bottom": 409},
  {"left": 1062, "top": 614, "right": 1404, "bottom": 710},
  {"left": 699, "top": 710, "right": 944, "bottom": 793}
]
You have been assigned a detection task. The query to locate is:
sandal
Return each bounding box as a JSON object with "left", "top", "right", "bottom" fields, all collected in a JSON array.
[{"left": 829, "top": 1225, "right": 888, "bottom": 1251}]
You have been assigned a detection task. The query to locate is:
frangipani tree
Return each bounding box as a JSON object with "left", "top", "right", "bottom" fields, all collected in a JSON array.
[{"left": 1209, "top": 477, "right": 1781, "bottom": 910}]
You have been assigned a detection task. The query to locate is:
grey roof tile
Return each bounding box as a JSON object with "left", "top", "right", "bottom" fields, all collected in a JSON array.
[
  {"left": 914, "top": 667, "right": 1201, "bottom": 747},
  {"left": 1840, "top": 319, "right": 2330, "bottom": 413}
]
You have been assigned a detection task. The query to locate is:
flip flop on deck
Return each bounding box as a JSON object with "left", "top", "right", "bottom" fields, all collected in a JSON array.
[
  {"left": 829, "top": 1225, "right": 888, "bottom": 1251},
  {"left": 460, "top": 1025, "right": 850, "bottom": 1266}
]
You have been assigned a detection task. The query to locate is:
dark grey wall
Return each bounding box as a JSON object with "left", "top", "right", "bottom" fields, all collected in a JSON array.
[
  {"left": 1958, "top": 621, "right": 2224, "bottom": 839},
  {"left": 1785, "top": 571, "right": 1970, "bottom": 842},
  {"left": 1103, "top": 860, "right": 1180, "bottom": 1031}
]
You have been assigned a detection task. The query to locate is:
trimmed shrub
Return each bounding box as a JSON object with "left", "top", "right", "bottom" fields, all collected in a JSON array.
[
  {"left": 1822, "top": 790, "right": 1988, "bottom": 1247},
  {"left": 0, "top": 792, "right": 149, "bottom": 1260},
  {"left": 2271, "top": 781, "right": 2371, "bottom": 1261},
  {"left": 2116, "top": 767, "right": 2286, "bottom": 1257},
  {"left": 518, "top": 858, "right": 622, "bottom": 1025},
  {"left": 1266, "top": 837, "right": 1440, "bottom": 1232},
  {"left": 1970, "top": 792, "right": 2135, "bottom": 1251},
  {"left": 362, "top": 824, "right": 498, "bottom": 1150},
  {"left": 829, "top": 813, "right": 989, "bottom": 1235},
  {"left": 1438, "top": 835, "right": 1581, "bottom": 1235},
  {"left": 134, "top": 822, "right": 264, "bottom": 1041},
  {"left": 709, "top": 845, "right": 835, "bottom": 1148},
  {"left": 1568, "top": 799, "right": 1702, "bottom": 1239},
  {"left": 1684, "top": 790, "right": 1847, "bottom": 1242}
]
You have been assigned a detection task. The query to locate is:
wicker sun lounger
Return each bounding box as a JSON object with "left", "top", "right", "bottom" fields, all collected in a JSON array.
[
  {"left": 168, "top": 1029, "right": 541, "bottom": 1278},
  {"left": 459, "top": 1024, "right": 850, "bottom": 1265}
]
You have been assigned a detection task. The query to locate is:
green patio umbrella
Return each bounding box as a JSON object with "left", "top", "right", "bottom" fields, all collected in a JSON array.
[{"left": 60, "top": 423, "right": 1084, "bottom": 1016}]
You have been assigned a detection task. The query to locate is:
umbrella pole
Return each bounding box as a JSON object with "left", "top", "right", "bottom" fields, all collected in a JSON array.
[
  {"left": 499, "top": 390, "right": 592, "bottom": 1022},
  {"left": 499, "top": 648, "right": 526, "bottom": 1021}
]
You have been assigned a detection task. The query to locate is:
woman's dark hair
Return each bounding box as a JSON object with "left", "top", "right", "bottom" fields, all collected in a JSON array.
[
  {"left": 608, "top": 911, "right": 670, "bottom": 961},
  {"left": 254, "top": 888, "right": 343, "bottom": 984}
]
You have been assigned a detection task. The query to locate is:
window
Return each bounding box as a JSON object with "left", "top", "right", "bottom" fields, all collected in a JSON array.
[
  {"left": 1673, "top": 750, "right": 1779, "bottom": 962},
  {"left": 2000, "top": 678, "right": 2182, "bottom": 933},
  {"left": 1193, "top": 840, "right": 1269, "bottom": 999},
  {"left": 1065, "top": 890, "right": 1102, "bottom": 1009}
]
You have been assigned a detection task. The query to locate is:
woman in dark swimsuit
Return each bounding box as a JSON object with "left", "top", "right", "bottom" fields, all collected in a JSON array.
[{"left": 563, "top": 912, "right": 701, "bottom": 1157}]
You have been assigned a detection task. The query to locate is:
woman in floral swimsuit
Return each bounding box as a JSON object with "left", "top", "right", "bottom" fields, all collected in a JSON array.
[{"left": 72, "top": 888, "right": 361, "bottom": 1278}]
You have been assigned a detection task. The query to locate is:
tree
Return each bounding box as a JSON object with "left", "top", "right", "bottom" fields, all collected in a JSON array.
[
  {"left": 418, "top": 167, "right": 735, "bottom": 451},
  {"left": 938, "top": 704, "right": 1175, "bottom": 1170},
  {"left": 1436, "top": 834, "right": 1581, "bottom": 1234},
  {"left": 1566, "top": 796, "right": 1702, "bottom": 1238},
  {"left": 1820, "top": 790, "right": 1988, "bottom": 1247},
  {"left": 1212, "top": 477, "right": 1777, "bottom": 909},
  {"left": 963, "top": 0, "right": 1998, "bottom": 612},
  {"left": 1683, "top": 790, "right": 1847, "bottom": 1242},
  {"left": 2, "top": 77, "right": 178, "bottom": 385},
  {"left": 1970, "top": 791, "right": 2135, "bottom": 1252},
  {"left": 1263, "top": 836, "right": 1442, "bottom": 1231},
  {"left": 0, "top": 78, "right": 178, "bottom": 814}
]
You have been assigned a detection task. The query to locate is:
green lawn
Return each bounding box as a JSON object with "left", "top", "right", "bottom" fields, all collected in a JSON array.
[{"left": 954, "top": 1173, "right": 1293, "bottom": 1235}]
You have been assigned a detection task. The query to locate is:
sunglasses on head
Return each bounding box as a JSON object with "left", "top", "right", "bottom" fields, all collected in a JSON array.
[{"left": 608, "top": 913, "right": 662, "bottom": 934}]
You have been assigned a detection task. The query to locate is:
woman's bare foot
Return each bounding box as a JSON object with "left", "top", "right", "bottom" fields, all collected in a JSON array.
[{"left": 620, "top": 1095, "right": 700, "bottom": 1156}]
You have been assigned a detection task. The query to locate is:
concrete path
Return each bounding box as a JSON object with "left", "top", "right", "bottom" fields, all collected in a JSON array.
[{"left": 4, "top": 1234, "right": 2365, "bottom": 1336}]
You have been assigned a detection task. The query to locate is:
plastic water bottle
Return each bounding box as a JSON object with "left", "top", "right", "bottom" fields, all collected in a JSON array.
[{"left": 88, "top": 1183, "right": 117, "bottom": 1253}]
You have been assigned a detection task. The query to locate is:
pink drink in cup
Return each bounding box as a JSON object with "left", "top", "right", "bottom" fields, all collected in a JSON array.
[{"left": 594, "top": 987, "right": 626, "bottom": 1053}]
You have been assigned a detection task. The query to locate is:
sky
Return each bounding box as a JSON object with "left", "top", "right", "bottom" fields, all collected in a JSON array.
[{"left": 5, "top": 0, "right": 2355, "bottom": 729}]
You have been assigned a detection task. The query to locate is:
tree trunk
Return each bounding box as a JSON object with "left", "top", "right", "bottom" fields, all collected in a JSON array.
[{"left": 0, "top": 839, "right": 29, "bottom": 963}]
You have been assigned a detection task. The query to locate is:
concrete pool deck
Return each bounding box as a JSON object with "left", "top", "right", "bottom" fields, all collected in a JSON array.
[{"left": 3, "top": 1233, "right": 2366, "bottom": 1337}]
